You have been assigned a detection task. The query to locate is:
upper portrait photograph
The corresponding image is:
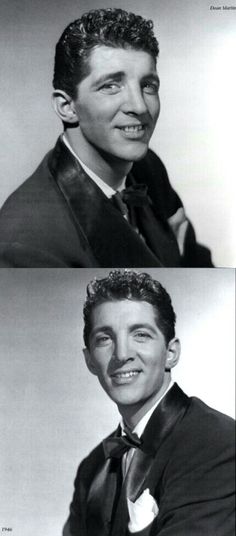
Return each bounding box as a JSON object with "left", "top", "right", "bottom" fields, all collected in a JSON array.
[{"left": 0, "top": 0, "right": 235, "bottom": 267}]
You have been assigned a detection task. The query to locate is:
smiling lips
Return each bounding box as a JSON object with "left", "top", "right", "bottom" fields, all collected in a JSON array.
[
  {"left": 111, "top": 369, "right": 141, "bottom": 384},
  {"left": 117, "top": 124, "right": 147, "bottom": 140},
  {"left": 120, "top": 125, "right": 144, "bottom": 133}
]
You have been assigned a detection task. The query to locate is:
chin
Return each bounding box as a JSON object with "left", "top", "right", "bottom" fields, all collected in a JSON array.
[
  {"left": 110, "top": 392, "right": 142, "bottom": 407},
  {"left": 121, "top": 144, "right": 149, "bottom": 162}
]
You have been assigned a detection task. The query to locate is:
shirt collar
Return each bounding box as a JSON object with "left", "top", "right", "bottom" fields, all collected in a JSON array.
[
  {"left": 121, "top": 380, "right": 174, "bottom": 438},
  {"left": 62, "top": 133, "right": 126, "bottom": 198}
]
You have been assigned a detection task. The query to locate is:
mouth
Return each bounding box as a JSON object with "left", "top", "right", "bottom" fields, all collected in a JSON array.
[
  {"left": 111, "top": 369, "right": 141, "bottom": 385},
  {"left": 119, "top": 125, "right": 144, "bottom": 133},
  {"left": 117, "top": 124, "right": 147, "bottom": 140}
]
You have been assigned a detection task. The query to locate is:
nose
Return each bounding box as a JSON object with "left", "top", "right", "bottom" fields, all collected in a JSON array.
[
  {"left": 122, "top": 84, "right": 148, "bottom": 116},
  {"left": 113, "top": 334, "right": 133, "bottom": 362}
]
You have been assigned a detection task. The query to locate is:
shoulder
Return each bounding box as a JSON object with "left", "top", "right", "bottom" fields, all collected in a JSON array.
[
  {"left": 0, "top": 141, "right": 77, "bottom": 251},
  {"left": 0, "top": 135, "right": 76, "bottom": 216},
  {"left": 173, "top": 396, "right": 235, "bottom": 463},
  {"left": 159, "top": 395, "right": 235, "bottom": 511},
  {"left": 190, "top": 397, "right": 235, "bottom": 448},
  {"left": 187, "top": 396, "right": 234, "bottom": 435},
  {"left": 0, "top": 147, "right": 56, "bottom": 213},
  {"left": 0, "top": 147, "right": 57, "bottom": 239}
]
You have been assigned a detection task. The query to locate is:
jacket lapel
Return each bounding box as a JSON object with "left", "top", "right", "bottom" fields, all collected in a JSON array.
[
  {"left": 127, "top": 384, "right": 190, "bottom": 500},
  {"left": 135, "top": 205, "right": 181, "bottom": 267},
  {"left": 48, "top": 137, "right": 162, "bottom": 267},
  {"left": 111, "top": 384, "right": 190, "bottom": 536},
  {"left": 86, "top": 450, "right": 122, "bottom": 536},
  {"left": 126, "top": 174, "right": 181, "bottom": 267}
]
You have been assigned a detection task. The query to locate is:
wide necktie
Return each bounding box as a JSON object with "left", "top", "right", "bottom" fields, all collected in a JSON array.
[{"left": 103, "top": 429, "right": 142, "bottom": 459}]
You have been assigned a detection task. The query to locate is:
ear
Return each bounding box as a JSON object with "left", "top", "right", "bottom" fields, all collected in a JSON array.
[
  {"left": 52, "top": 90, "right": 79, "bottom": 124},
  {"left": 83, "top": 347, "right": 98, "bottom": 376},
  {"left": 165, "top": 338, "right": 181, "bottom": 371}
]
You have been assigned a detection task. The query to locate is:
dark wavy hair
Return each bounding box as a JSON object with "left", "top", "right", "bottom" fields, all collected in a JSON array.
[
  {"left": 83, "top": 270, "right": 176, "bottom": 347},
  {"left": 53, "top": 8, "right": 159, "bottom": 99}
]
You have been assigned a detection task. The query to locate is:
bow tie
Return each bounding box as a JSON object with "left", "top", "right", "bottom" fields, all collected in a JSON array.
[
  {"left": 111, "top": 184, "right": 151, "bottom": 217},
  {"left": 103, "top": 429, "right": 142, "bottom": 459}
]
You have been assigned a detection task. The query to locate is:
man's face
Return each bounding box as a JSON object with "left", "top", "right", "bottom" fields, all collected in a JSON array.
[
  {"left": 73, "top": 46, "right": 160, "bottom": 163},
  {"left": 85, "top": 300, "right": 171, "bottom": 414}
]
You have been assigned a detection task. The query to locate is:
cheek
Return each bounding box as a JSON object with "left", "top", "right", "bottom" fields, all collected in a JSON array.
[
  {"left": 153, "top": 100, "right": 161, "bottom": 121},
  {"left": 143, "top": 346, "right": 166, "bottom": 371},
  {"left": 92, "top": 351, "right": 110, "bottom": 375},
  {"left": 146, "top": 96, "right": 160, "bottom": 119},
  {"left": 77, "top": 105, "right": 96, "bottom": 125},
  {"left": 78, "top": 96, "right": 121, "bottom": 126}
]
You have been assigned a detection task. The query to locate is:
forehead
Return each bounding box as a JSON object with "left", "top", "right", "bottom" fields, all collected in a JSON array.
[
  {"left": 85, "top": 45, "right": 157, "bottom": 81},
  {"left": 90, "top": 299, "right": 158, "bottom": 328}
]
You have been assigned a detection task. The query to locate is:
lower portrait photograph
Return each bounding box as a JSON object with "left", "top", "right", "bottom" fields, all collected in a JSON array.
[{"left": 0, "top": 268, "right": 235, "bottom": 536}]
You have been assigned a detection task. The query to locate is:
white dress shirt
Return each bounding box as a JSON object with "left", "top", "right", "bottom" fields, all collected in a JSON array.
[
  {"left": 121, "top": 380, "right": 174, "bottom": 476},
  {"left": 62, "top": 134, "right": 186, "bottom": 251},
  {"left": 62, "top": 134, "right": 126, "bottom": 196}
]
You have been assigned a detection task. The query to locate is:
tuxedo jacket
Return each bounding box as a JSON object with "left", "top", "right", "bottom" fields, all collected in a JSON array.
[
  {"left": 63, "top": 384, "right": 235, "bottom": 536},
  {"left": 0, "top": 137, "right": 212, "bottom": 267}
]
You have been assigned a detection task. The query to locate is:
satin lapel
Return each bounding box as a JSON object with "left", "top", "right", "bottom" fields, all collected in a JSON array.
[
  {"left": 110, "top": 482, "right": 129, "bottom": 536},
  {"left": 48, "top": 138, "right": 162, "bottom": 267},
  {"left": 86, "top": 456, "right": 121, "bottom": 536},
  {"left": 109, "top": 449, "right": 155, "bottom": 536},
  {"left": 111, "top": 384, "right": 190, "bottom": 536},
  {"left": 126, "top": 384, "right": 190, "bottom": 502},
  {"left": 126, "top": 174, "right": 181, "bottom": 267},
  {"left": 136, "top": 205, "right": 181, "bottom": 267}
]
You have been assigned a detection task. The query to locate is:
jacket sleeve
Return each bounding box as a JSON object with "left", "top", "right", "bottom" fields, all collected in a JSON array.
[
  {"left": 144, "top": 424, "right": 234, "bottom": 535},
  {"left": 133, "top": 150, "right": 214, "bottom": 267},
  {"left": 62, "top": 460, "right": 88, "bottom": 536},
  {"left": 180, "top": 220, "right": 214, "bottom": 267},
  {"left": 153, "top": 446, "right": 235, "bottom": 536},
  {"left": 152, "top": 152, "right": 214, "bottom": 267},
  {"left": 0, "top": 243, "right": 68, "bottom": 267}
]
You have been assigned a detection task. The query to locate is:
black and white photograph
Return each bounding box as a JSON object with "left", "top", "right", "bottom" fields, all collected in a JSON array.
[
  {"left": 0, "top": 0, "right": 235, "bottom": 266},
  {"left": 0, "top": 1, "right": 235, "bottom": 535},
  {"left": 0, "top": 268, "right": 235, "bottom": 535}
]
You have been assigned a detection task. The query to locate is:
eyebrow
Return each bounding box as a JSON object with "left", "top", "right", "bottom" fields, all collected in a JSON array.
[
  {"left": 92, "top": 71, "right": 125, "bottom": 87},
  {"left": 142, "top": 73, "right": 160, "bottom": 84},
  {"left": 90, "top": 326, "right": 113, "bottom": 338},
  {"left": 90, "top": 322, "right": 158, "bottom": 338},
  {"left": 92, "top": 71, "right": 160, "bottom": 88},
  {"left": 129, "top": 323, "right": 158, "bottom": 334}
]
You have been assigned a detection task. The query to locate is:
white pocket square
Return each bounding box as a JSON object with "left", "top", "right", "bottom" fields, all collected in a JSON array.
[{"left": 127, "top": 488, "right": 159, "bottom": 533}]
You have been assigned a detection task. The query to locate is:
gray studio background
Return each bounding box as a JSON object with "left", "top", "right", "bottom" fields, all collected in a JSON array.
[
  {"left": 0, "top": 0, "right": 236, "bottom": 266},
  {"left": 0, "top": 268, "right": 235, "bottom": 535}
]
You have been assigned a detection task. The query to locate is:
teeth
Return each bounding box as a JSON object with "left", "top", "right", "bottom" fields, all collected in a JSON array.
[
  {"left": 123, "top": 125, "right": 143, "bottom": 132},
  {"left": 114, "top": 371, "right": 138, "bottom": 378}
]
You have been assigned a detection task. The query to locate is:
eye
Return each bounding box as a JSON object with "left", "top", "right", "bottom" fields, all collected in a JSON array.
[
  {"left": 134, "top": 331, "right": 152, "bottom": 341},
  {"left": 143, "top": 82, "right": 159, "bottom": 95},
  {"left": 99, "top": 83, "right": 121, "bottom": 94},
  {"left": 94, "top": 334, "right": 112, "bottom": 346}
]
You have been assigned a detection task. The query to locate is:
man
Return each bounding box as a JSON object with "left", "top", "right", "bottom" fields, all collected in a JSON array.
[
  {"left": 63, "top": 270, "right": 235, "bottom": 536},
  {"left": 0, "top": 9, "right": 212, "bottom": 267}
]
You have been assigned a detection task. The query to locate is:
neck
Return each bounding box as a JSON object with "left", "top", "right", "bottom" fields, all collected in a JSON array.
[
  {"left": 118, "top": 374, "right": 172, "bottom": 429},
  {"left": 65, "top": 127, "right": 133, "bottom": 189}
]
